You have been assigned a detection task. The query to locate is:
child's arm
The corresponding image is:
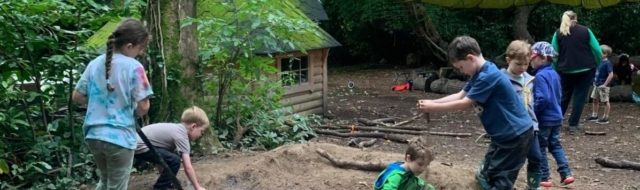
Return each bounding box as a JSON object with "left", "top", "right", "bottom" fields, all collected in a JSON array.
[
  {"left": 418, "top": 97, "right": 475, "bottom": 112},
  {"left": 132, "top": 65, "right": 153, "bottom": 116},
  {"left": 533, "top": 77, "right": 550, "bottom": 115},
  {"left": 72, "top": 90, "right": 88, "bottom": 105},
  {"left": 602, "top": 63, "right": 614, "bottom": 87},
  {"left": 136, "top": 97, "right": 150, "bottom": 116},
  {"left": 182, "top": 154, "right": 206, "bottom": 190},
  {"left": 419, "top": 90, "right": 467, "bottom": 104}
]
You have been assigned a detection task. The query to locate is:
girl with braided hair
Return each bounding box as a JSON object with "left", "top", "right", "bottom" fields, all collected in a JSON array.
[{"left": 72, "top": 18, "right": 153, "bottom": 190}]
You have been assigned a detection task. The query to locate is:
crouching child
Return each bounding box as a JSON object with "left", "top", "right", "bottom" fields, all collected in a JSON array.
[{"left": 135, "top": 106, "right": 209, "bottom": 190}]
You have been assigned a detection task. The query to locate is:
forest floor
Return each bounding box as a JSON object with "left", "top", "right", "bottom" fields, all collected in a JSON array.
[{"left": 125, "top": 64, "right": 640, "bottom": 190}]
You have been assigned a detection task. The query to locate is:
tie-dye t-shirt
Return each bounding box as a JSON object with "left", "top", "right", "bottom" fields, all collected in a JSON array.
[{"left": 75, "top": 53, "right": 153, "bottom": 150}]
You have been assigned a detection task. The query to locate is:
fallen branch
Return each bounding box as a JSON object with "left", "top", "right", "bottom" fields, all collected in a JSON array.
[
  {"left": 595, "top": 157, "right": 640, "bottom": 171},
  {"left": 585, "top": 131, "right": 606, "bottom": 136},
  {"left": 336, "top": 125, "right": 430, "bottom": 131},
  {"left": 357, "top": 118, "right": 393, "bottom": 127},
  {"left": 327, "top": 126, "right": 473, "bottom": 138},
  {"left": 391, "top": 113, "right": 424, "bottom": 127},
  {"left": 372, "top": 118, "right": 395, "bottom": 124},
  {"left": 316, "top": 148, "right": 387, "bottom": 171},
  {"left": 314, "top": 130, "right": 409, "bottom": 143}
]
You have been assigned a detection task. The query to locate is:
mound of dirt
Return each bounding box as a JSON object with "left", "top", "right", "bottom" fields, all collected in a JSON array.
[{"left": 128, "top": 142, "right": 482, "bottom": 190}]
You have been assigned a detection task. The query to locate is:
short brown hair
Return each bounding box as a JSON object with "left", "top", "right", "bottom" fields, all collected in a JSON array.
[
  {"left": 181, "top": 106, "right": 209, "bottom": 127},
  {"left": 506, "top": 40, "right": 532, "bottom": 59},
  {"left": 600, "top": 45, "right": 612, "bottom": 57},
  {"left": 448, "top": 36, "right": 482, "bottom": 63},
  {"left": 406, "top": 137, "right": 434, "bottom": 163}
]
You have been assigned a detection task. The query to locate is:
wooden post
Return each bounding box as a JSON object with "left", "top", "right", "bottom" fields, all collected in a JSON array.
[{"left": 322, "top": 48, "right": 330, "bottom": 116}]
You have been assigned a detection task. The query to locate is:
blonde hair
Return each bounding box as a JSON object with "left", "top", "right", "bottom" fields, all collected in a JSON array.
[
  {"left": 181, "top": 106, "right": 210, "bottom": 127},
  {"left": 506, "top": 40, "right": 532, "bottom": 60},
  {"left": 560, "top": 11, "right": 577, "bottom": 36},
  {"left": 406, "top": 137, "right": 434, "bottom": 164},
  {"left": 600, "top": 45, "right": 612, "bottom": 57}
]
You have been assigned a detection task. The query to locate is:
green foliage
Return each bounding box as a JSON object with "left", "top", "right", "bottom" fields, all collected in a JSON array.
[
  {"left": 0, "top": 0, "right": 127, "bottom": 189},
  {"left": 185, "top": 0, "right": 321, "bottom": 149},
  {"left": 323, "top": 1, "right": 640, "bottom": 66}
]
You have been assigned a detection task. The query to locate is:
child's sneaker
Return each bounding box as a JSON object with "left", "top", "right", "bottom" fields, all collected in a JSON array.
[
  {"left": 561, "top": 175, "right": 575, "bottom": 185},
  {"left": 596, "top": 118, "right": 609, "bottom": 124},
  {"left": 540, "top": 180, "right": 552, "bottom": 187},
  {"left": 586, "top": 116, "right": 598, "bottom": 122}
]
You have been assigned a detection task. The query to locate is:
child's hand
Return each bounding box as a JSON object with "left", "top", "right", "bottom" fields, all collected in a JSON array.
[
  {"left": 417, "top": 101, "right": 435, "bottom": 112},
  {"left": 195, "top": 187, "right": 206, "bottom": 190},
  {"left": 418, "top": 99, "right": 434, "bottom": 104}
]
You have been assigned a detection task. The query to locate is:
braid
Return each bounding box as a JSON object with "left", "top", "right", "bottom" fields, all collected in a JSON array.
[{"left": 106, "top": 33, "right": 116, "bottom": 92}]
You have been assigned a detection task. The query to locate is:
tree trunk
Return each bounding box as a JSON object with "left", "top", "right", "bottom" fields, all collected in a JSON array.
[
  {"left": 158, "top": 0, "right": 222, "bottom": 153},
  {"left": 513, "top": 6, "right": 535, "bottom": 44},
  {"left": 407, "top": 2, "right": 449, "bottom": 64}
]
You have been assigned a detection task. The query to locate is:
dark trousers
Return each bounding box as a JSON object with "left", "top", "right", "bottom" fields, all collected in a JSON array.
[
  {"left": 135, "top": 148, "right": 181, "bottom": 189},
  {"left": 538, "top": 126, "right": 572, "bottom": 180},
  {"left": 482, "top": 128, "right": 533, "bottom": 190},
  {"left": 527, "top": 132, "right": 542, "bottom": 174},
  {"left": 559, "top": 69, "right": 595, "bottom": 127}
]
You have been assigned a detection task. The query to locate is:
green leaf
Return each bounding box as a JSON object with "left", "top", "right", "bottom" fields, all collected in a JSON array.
[
  {"left": 47, "top": 184, "right": 56, "bottom": 189},
  {"left": 38, "top": 162, "right": 52, "bottom": 170},
  {"left": 0, "top": 160, "right": 9, "bottom": 174},
  {"left": 13, "top": 120, "right": 29, "bottom": 127}
]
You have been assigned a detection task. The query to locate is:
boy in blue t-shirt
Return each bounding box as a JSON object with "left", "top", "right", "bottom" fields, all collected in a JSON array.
[
  {"left": 418, "top": 36, "right": 533, "bottom": 190},
  {"left": 586, "top": 45, "right": 614, "bottom": 124}
]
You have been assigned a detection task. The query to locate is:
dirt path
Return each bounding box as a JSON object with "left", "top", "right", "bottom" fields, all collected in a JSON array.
[{"left": 126, "top": 65, "right": 640, "bottom": 190}]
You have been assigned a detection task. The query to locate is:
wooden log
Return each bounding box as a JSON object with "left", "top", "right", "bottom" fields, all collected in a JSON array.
[
  {"left": 316, "top": 148, "right": 387, "bottom": 171},
  {"left": 285, "top": 107, "right": 323, "bottom": 119},
  {"left": 430, "top": 78, "right": 466, "bottom": 94},
  {"left": 313, "top": 75, "right": 323, "bottom": 84},
  {"left": 609, "top": 85, "right": 634, "bottom": 102},
  {"left": 314, "top": 130, "right": 409, "bottom": 143},
  {"left": 280, "top": 91, "right": 322, "bottom": 107},
  {"left": 330, "top": 125, "right": 473, "bottom": 137},
  {"left": 595, "top": 157, "right": 640, "bottom": 171},
  {"left": 312, "top": 83, "right": 323, "bottom": 92},
  {"left": 584, "top": 131, "right": 606, "bottom": 136},
  {"left": 289, "top": 99, "right": 323, "bottom": 113}
]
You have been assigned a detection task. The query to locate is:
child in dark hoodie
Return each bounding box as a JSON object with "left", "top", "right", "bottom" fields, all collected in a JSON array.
[
  {"left": 501, "top": 40, "right": 542, "bottom": 190},
  {"left": 374, "top": 138, "right": 435, "bottom": 190},
  {"left": 530, "top": 42, "right": 574, "bottom": 187}
]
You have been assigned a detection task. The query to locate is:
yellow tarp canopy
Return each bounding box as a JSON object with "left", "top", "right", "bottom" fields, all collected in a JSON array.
[{"left": 413, "top": 0, "right": 640, "bottom": 9}]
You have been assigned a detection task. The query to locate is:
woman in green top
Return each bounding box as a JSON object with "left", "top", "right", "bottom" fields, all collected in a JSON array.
[{"left": 551, "top": 10, "right": 603, "bottom": 133}]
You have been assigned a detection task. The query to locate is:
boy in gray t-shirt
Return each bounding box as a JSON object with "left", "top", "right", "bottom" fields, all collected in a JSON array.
[{"left": 135, "top": 106, "right": 209, "bottom": 190}]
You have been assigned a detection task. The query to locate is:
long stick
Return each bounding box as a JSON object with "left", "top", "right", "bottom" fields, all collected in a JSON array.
[
  {"left": 135, "top": 121, "right": 183, "bottom": 190},
  {"left": 326, "top": 126, "right": 473, "bottom": 137}
]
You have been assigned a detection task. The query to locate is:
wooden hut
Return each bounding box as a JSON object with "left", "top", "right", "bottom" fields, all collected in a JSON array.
[{"left": 201, "top": 0, "right": 341, "bottom": 116}]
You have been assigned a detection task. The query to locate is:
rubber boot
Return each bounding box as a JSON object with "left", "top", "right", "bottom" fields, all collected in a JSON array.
[
  {"left": 475, "top": 159, "right": 490, "bottom": 190},
  {"left": 526, "top": 172, "right": 542, "bottom": 190}
]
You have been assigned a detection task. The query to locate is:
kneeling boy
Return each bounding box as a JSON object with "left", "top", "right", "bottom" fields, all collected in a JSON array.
[{"left": 374, "top": 138, "right": 435, "bottom": 190}]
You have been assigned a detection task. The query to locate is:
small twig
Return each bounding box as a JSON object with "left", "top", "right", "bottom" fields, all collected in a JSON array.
[
  {"left": 475, "top": 133, "right": 487, "bottom": 143},
  {"left": 391, "top": 113, "right": 424, "bottom": 127},
  {"left": 585, "top": 131, "right": 606, "bottom": 136}
]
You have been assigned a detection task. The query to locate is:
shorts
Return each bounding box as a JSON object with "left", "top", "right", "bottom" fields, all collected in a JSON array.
[{"left": 590, "top": 85, "right": 610, "bottom": 102}]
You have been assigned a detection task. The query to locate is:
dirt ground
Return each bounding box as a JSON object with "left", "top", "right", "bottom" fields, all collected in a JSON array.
[{"left": 127, "top": 65, "right": 640, "bottom": 190}]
